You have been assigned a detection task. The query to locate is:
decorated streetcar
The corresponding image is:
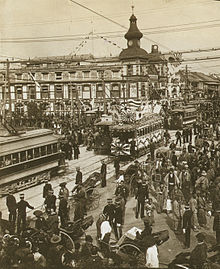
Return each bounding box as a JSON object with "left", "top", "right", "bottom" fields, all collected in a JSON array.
[
  {"left": 94, "top": 108, "right": 164, "bottom": 159},
  {"left": 110, "top": 112, "right": 163, "bottom": 158}
]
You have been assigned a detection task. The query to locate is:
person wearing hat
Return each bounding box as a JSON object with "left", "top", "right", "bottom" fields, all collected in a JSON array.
[
  {"left": 172, "top": 195, "right": 182, "bottom": 233},
  {"left": 6, "top": 189, "right": 17, "bottom": 229},
  {"left": 46, "top": 209, "right": 59, "bottom": 235},
  {"left": 179, "top": 164, "right": 192, "bottom": 202},
  {"left": 59, "top": 182, "right": 69, "bottom": 201},
  {"left": 115, "top": 180, "right": 129, "bottom": 205},
  {"left": 17, "top": 194, "right": 34, "bottom": 234},
  {"left": 114, "top": 154, "right": 120, "bottom": 180},
  {"left": 195, "top": 171, "right": 209, "bottom": 196},
  {"left": 190, "top": 233, "right": 207, "bottom": 269},
  {"left": 189, "top": 193, "right": 199, "bottom": 232},
  {"left": 175, "top": 129, "right": 182, "bottom": 147},
  {"left": 182, "top": 203, "right": 193, "bottom": 248},
  {"left": 58, "top": 194, "right": 68, "bottom": 227},
  {"left": 75, "top": 167, "right": 82, "bottom": 185},
  {"left": 135, "top": 181, "right": 149, "bottom": 219},
  {"left": 164, "top": 167, "right": 179, "bottom": 197},
  {"left": 188, "top": 141, "right": 196, "bottom": 154},
  {"left": 197, "top": 192, "right": 208, "bottom": 228},
  {"left": 43, "top": 179, "right": 52, "bottom": 199},
  {"left": 103, "top": 198, "right": 116, "bottom": 227},
  {"left": 33, "top": 210, "right": 47, "bottom": 231},
  {"left": 44, "top": 189, "right": 56, "bottom": 213},
  {"left": 113, "top": 199, "right": 123, "bottom": 241},
  {"left": 47, "top": 234, "right": 64, "bottom": 269},
  {"left": 100, "top": 160, "right": 107, "bottom": 187},
  {"left": 213, "top": 205, "right": 220, "bottom": 245}
]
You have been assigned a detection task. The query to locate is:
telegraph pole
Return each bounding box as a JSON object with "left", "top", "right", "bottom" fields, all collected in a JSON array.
[
  {"left": 6, "top": 59, "right": 11, "bottom": 117},
  {"left": 101, "top": 70, "right": 107, "bottom": 114}
]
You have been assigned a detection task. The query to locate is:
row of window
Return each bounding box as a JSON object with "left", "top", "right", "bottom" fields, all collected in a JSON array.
[
  {"left": 0, "top": 83, "right": 146, "bottom": 100},
  {"left": 137, "top": 123, "right": 162, "bottom": 137},
  {"left": 0, "top": 143, "right": 59, "bottom": 168},
  {"left": 0, "top": 70, "right": 121, "bottom": 82}
]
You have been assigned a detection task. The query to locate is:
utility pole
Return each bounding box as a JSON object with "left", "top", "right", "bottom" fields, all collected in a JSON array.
[
  {"left": 185, "top": 65, "right": 189, "bottom": 103},
  {"left": 6, "top": 59, "right": 11, "bottom": 117},
  {"left": 100, "top": 70, "right": 107, "bottom": 114}
]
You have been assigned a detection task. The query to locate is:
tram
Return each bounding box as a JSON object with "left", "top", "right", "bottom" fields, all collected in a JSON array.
[
  {"left": 110, "top": 113, "right": 164, "bottom": 158},
  {"left": 94, "top": 113, "right": 164, "bottom": 158},
  {"left": 169, "top": 106, "right": 197, "bottom": 130},
  {"left": 0, "top": 128, "right": 62, "bottom": 195}
]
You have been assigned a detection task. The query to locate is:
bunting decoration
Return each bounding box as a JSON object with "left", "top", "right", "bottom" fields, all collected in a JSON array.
[
  {"left": 99, "top": 35, "right": 122, "bottom": 49},
  {"left": 71, "top": 40, "right": 88, "bottom": 55}
]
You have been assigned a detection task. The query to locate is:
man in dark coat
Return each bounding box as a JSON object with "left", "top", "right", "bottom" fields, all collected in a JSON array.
[
  {"left": 58, "top": 194, "right": 68, "bottom": 227},
  {"left": 44, "top": 190, "right": 56, "bottom": 213},
  {"left": 6, "top": 190, "right": 17, "bottom": 227},
  {"left": 113, "top": 200, "right": 123, "bottom": 240},
  {"left": 43, "top": 179, "right": 52, "bottom": 199},
  {"left": 135, "top": 181, "right": 149, "bottom": 219},
  {"left": 190, "top": 232, "right": 207, "bottom": 269},
  {"left": 76, "top": 167, "right": 83, "bottom": 185},
  {"left": 175, "top": 129, "right": 182, "bottom": 147},
  {"left": 17, "top": 193, "right": 34, "bottom": 234},
  {"left": 213, "top": 206, "right": 220, "bottom": 245},
  {"left": 115, "top": 182, "right": 129, "bottom": 204},
  {"left": 103, "top": 198, "right": 116, "bottom": 227},
  {"left": 182, "top": 204, "right": 193, "bottom": 248},
  {"left": 100, "top": 160, "right": 107, "bottom": 187},
  {"left": 114, "top": 155, "right": 120, "bottom": 179},
  {"left": 73, "top": 143, "right": 80, "bottom": 160}
]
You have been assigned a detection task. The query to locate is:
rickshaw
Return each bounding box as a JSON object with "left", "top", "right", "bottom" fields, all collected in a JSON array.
[
  {"left": 70, "top": 171, "right": 101, "bottom": 211},
  {"left": 110, "top": 227, "right": 169, "bottom": 267}
]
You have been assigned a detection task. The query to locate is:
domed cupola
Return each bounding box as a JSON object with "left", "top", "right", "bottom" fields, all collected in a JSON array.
[{"left": 119, "top": 10, "right": 148, "bottom": 60}]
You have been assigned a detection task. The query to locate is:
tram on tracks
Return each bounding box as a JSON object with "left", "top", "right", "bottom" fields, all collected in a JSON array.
[
  {"left": 0, "top": 128, "right": 62, "bottom": 195},
  {"left": 169, "top": 106, "right": 197, "bottom": 130},
  {"left": 94, "top": 113, "right": 164, "bottom": 159}
]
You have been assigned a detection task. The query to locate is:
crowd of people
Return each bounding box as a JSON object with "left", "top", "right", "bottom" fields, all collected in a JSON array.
[{"left": 0, "top": 106, "right": 220, "bottom": 268}]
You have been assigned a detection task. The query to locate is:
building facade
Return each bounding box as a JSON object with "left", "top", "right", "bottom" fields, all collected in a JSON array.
[{"left": 0, "top": 13, "right": 179, "bottom": 117}]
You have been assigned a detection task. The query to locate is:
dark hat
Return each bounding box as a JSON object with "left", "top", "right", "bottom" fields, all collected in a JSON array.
[
  {"left": 146, "top": 236, "right": 157, "bottom": 248},
  {"left": 33, "top": 210, "right": 43, "bottom": 218},
  {"left": 185, "top": 204, "right": 190, "bottom": 209},
  {"left": 196, "top": 233, "right": 205, "bottom": 242},
  {"left": 50, "top": 234, "right": 61, "bottom": 244},
  {"left": 107, "top": 198, "right": 112, "bottom": 201},
  {"left": 20, "top": 193, "right": 24, "bottom": 198},
  {"left": 85, "top": 235, "right": 93, "bottom": 243},
  {"left": 59, "top": 182, "right": 67, "bottom": 187}
]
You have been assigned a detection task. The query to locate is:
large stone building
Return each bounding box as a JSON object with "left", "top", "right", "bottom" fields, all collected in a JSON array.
[{"left": 0, "top": 13, "right": 179, "bottom": 116}]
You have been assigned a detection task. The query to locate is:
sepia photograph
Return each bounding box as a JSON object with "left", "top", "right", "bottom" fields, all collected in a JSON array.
[{"left": 0, "top": 0, "right": 220, "bottom": 268}]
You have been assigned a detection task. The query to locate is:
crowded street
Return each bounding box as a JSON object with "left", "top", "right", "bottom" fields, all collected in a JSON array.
[{"left": 1, "top": 0, "right": 220, "bottom": 268}]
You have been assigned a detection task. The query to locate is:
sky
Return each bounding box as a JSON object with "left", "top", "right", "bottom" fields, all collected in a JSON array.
[{"left": 0, "top": 0, "right": 220, "bottom": 74}]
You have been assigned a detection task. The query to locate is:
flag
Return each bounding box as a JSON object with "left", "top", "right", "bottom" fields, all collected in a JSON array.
[
  {"left": 120, "top": 99, "right": 142, "bottom": 110},
  {"left": 29, "top": 72, "right": 41, "bottom": 89}
]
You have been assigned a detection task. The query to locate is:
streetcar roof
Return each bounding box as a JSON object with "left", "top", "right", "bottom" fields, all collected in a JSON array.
[
  {"left": 0, "top": 129, "right": 59, "bottom": 156},
  {"left": 94, "top": 121, "right": 113, "bottom": 126}
]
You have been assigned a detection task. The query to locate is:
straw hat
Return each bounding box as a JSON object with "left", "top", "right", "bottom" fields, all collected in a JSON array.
[{"left": 50, "top": 234, "right": 61, "bottom": 244}]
